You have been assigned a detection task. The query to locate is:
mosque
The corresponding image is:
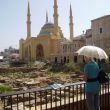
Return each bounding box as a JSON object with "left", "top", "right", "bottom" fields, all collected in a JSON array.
[
  {"left": 19, "top": 0, "right": 85, "bottom": 63},
  {"left": 19, "top": 0, "right": 110, "bottom": 64}
]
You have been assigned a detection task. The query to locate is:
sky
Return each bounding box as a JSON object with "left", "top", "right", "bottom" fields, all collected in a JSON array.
[{"left": 0, "top": 0, "right": 110, "bottom": 52}]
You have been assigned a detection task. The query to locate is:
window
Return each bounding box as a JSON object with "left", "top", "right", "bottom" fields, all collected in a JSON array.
[
  {"left": 74, "top": 56, "right": 77, "bottom": 63},
  {"left": 109, "top": 55, "right": 110, "bottom": 63},
  {"left": 99, "top": 28, "right": 102, "bottom": 34}
]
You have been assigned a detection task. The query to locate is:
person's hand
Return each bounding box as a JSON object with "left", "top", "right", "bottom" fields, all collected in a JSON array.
[{"left": 83, "top": 74, "right": 88, "bottom": 81}]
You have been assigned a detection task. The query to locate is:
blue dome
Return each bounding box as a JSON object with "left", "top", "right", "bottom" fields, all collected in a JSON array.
[
  {"left": 42, "top": 22, "right": 54, "bottom": 29},
  {"left": 39, "top": 31, "right": 51, "bottom": 36}
]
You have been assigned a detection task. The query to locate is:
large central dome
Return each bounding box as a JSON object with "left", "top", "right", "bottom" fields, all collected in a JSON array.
[
  {"left": 42, "top": 22, "right": 54, "bottom": 29},
  {"left": 38, "top": 22, "right": 64, "bottom": 38},
  {"left": 38, "top": 22, "right": 54, "bottom": 37}
]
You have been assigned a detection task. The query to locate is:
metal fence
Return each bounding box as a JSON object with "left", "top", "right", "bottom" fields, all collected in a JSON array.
[{"left": 0, "top": 81, "right": 110, "bottom": 110}]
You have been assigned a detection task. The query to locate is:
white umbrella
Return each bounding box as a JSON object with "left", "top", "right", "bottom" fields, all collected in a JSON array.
[{"left": 76, "top": 45, "right": 108, "bottom": 60}]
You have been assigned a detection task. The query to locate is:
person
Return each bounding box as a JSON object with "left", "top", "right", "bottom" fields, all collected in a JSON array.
[{"left": 83, "top": 56, "right": 100, "bottom": 110}]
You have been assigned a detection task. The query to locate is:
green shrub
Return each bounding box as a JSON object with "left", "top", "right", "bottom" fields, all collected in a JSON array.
[
  {"left": 9, "top": 60, "right": 27, "bottom": 67},
  {"left": 49, "top": 62, "right": 82, "bottom": 73},
  {"left": 0, "top": 85, "right": 12, "bottom": 93},
  {"left": 49, "top": 64, "right": 62, "bottom": 72},
  {"left": 64, "top": 62, "right": 76, "bottom": 72}
]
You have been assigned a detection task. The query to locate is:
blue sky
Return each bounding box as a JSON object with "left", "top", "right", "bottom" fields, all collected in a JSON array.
[{"left": 0, "top": 0, "right": 110, "bottom": 52}]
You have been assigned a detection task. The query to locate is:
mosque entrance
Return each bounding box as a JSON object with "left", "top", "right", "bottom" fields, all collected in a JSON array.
[{"left": 36, "top": 44, "right": 44, "bottom": 60}]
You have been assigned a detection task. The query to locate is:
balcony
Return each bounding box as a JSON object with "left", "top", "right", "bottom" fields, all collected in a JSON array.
[{"left": 0, "top": 81, "right": 110, "bottom": 110}]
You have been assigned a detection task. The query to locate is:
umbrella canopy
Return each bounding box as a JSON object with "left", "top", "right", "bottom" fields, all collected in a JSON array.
[{"left": 76, "top": 45, "right": 108, "bottom": 60}]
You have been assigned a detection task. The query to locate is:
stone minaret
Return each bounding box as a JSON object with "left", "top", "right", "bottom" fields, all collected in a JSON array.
[
  {"left": 53, "top": 0, "right": 58, "bottom": 35},
  {"left": 69, "top": 4, "right": 74, "bottom": 41},
  {"left": 46, "top": 11, "right": 48, "bottom": 23},
  {"left": 27, "top": 1, "right": 31, "bottom": 38}
]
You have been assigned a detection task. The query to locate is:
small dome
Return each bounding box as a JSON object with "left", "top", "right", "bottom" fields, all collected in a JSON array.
[{"left": 42, "top": 22, "right": 54, "bottom": 29}]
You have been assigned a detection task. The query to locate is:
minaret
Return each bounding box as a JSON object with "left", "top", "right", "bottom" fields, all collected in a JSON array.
[
  {"left": 69, "top": 4, "right": 74, "bottom": 41},
  {"left": 53, "top": 0, "right": 58, "bottom": 35},
  {"left": 27, "top": 1, "right": 31, "bottom": 38},
  {"left": 46, "top": 11, "right": 48, "bottom": 23}
]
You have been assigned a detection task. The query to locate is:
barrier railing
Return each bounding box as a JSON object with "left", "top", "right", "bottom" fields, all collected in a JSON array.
[{"left": 0, "top": 81, "right": 110, "bottom": 110}]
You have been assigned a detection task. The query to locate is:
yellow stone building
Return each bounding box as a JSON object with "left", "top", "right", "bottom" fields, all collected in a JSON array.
[{"left": 19, "top": 0, "right": 80, "bottom": 63}]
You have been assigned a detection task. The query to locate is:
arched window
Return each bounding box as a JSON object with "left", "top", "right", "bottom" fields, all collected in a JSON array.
[
  {"left": 55, "top": 57, "right": 57, "bottom": 63},
  {"left": 29, "top": 45, "right": 31, "bottom": 61},
  {"left": 36, "top": 44, "right": 44, "bottom": 60},
  {"left": 74, "top": 56, "right": 77, "bottom": 63},
  {"left": 61, "top": 57, "right": 63, "bottom": 63},
  {"left": 67, "top": 56, "right": 69, "bottom": 63},
  {"left": 109, "top": 54, "right": 110, "bottom": 63},
  {"left": 64, "top": 56, "right": 66, "bottom": 63},
  {"left": 25, "top": 47, "right": 28, "bottom": 60}
]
